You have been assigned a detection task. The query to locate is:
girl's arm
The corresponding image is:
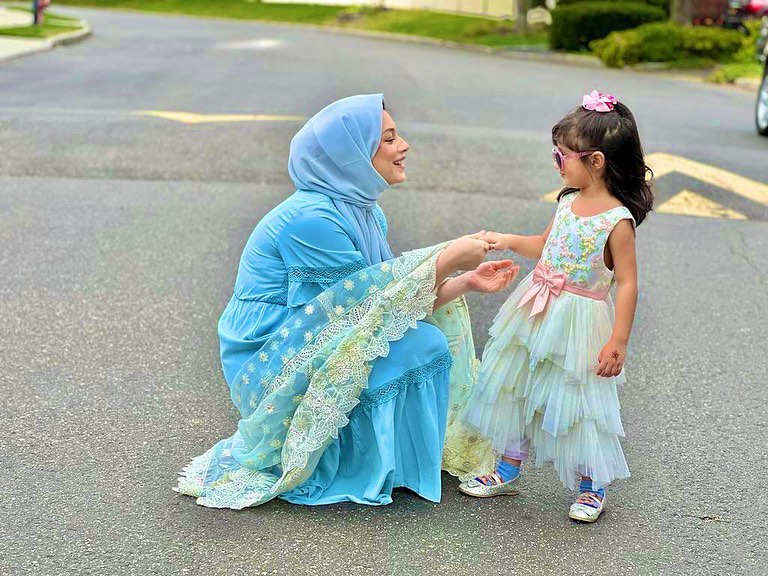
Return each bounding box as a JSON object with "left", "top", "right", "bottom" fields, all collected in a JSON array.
[
  {"left": 596, "top": 219, "right": 638, "bottom": 377},
  {"left": 485, "top": 219, "right": 554, "bottom": 260}
]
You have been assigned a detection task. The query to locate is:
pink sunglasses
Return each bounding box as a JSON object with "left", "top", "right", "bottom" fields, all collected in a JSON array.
[{"left": 552, "top": 147, "right": 596, "bottom": 171}]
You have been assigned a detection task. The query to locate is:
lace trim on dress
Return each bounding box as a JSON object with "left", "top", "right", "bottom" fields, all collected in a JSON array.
[
  {"left": 287, "top": 259, "right": 368, "bottom": 284},
  {"left": 357, "top": 350, "right": 453, "bottom": 408}
]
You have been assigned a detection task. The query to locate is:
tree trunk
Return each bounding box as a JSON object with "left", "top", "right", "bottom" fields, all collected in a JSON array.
[
  {"left": 672, "top": 0, "right": 695, "bottom": 25},
  {"left": 515, "top": 0, "right": 530, "bottom": 34}
]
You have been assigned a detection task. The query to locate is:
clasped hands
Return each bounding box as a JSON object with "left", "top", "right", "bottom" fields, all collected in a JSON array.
[{"left": 445, "top": 231, "right": 519, "bottom": 294}]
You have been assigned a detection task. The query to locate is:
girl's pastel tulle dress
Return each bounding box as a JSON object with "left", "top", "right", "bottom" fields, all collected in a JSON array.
[{"left": 464, "top": 192, "right": 634, "bottom": 489}]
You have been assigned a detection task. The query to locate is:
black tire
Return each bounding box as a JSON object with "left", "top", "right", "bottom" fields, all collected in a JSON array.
[{"left": 757, "top": 65, "right": 768, "bottom": 137}]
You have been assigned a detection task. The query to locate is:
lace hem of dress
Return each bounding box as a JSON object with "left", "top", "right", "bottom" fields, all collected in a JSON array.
[
  {"left": 287, "top": 259, "right": 367, "bottom": 284},
  {"left": 357, "top": 350, "right": 453, "bottom": 408}
]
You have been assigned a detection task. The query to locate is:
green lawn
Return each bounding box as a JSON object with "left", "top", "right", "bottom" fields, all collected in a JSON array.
[
  {"left": 341, "top": 9, "right": 547, "bottom": 47},
  {"left": 48, "top": 0, "right": 342, "bottom": 23},
  {"left": 708, "top": 61, "right": 764, "bottom": 83},
  {"left": 46, "top": 0, "right": 547, "bottom": 48},
  {"left": 0, "top": 8, "right": 84, "bottom": 38}
]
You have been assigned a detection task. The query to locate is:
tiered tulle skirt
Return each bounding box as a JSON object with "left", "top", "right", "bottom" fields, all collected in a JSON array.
[{"left": 463, "top": 273, "right": 630, "bottom": 490}]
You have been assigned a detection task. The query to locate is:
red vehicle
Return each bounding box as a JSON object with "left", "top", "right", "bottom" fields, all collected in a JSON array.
[
  {"left": 692, "top": 0, "right": 730, "bottom": 24},
  {"left": 723, "top": 0, "right": 768, "bottom": 30}
]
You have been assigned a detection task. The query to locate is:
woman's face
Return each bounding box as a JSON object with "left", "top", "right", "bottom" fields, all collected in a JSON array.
[{"left": 372, "top": 110, "right": 409, "bottom": 185}]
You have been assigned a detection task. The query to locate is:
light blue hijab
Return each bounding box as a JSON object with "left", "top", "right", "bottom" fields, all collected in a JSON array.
[{"left": 288, "top": 94, "right": 394, "bottom": 265}]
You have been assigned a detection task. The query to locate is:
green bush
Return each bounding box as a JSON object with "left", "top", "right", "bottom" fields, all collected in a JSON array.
[
  {"left": 550, "top": 2, "right": 667, "bottom": 51},
  {"left": 681, "top": 25, "right": 744, "bottom": 60},
  {"left": 591, "top": 21, "right": 746, "bottom": 67},
  {"left": 590, "top": 21, "right": 676, "bottom": 66}
]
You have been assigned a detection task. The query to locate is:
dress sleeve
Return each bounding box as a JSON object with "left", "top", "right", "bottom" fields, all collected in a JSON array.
[{"left": 277, "top": 212, "right": 368, "bottom": 308}]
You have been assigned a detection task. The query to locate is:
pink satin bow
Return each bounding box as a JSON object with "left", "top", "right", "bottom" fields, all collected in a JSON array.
[
  {"left": 582, "top": 90, "right": 617, "bottom": 113},
  {"left": 517, "top": 263, "right": 566, "bottom": 318}
]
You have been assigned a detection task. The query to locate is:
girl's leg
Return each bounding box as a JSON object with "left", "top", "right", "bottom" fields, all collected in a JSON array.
[
  {"left": 474, "top": 438, "right": 529, "bottom": 485},
  {"left": 578, "top": 476, "right": 605, "bottom": 498}
]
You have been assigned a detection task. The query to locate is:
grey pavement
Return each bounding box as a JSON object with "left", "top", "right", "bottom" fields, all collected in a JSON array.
[{"left": 1, "top": 7, "right": 767, "bottom": 576}]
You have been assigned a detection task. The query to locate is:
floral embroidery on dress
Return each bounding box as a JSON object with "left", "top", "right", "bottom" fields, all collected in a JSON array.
[{"left": 539, "top": 193, "right": 634, "bottom": 294}]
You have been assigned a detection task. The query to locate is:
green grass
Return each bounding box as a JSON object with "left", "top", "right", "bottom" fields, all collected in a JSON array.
[
  {"left": 708, "top": 61, "right": 764, "bottom": 83},
  {"left": 341, "top": 9, "right": 547, "bottom": 47},
  {"left": 48, "top": 0, "right": 342, "bottom": 23},
  {"left": 45, "top": 0, "right": 547, "bottom": 48},
  {"left": 0, "top": 9, "right": 84, "bottom": 38}
]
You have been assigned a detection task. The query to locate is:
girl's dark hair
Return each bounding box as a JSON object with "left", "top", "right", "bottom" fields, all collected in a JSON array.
[{"left": 553, "top": 102, "right": 654, "bottom": 226}]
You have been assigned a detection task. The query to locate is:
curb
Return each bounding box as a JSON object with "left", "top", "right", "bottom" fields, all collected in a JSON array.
[
  {"left": 50, "top": 21, "right": 92, "bottom": 47},
  {"left": 217, "top": 20, "right": 608, "bottom": 69},
  {"left": 496, "top": 49, "right": 602, "bottom": 68},
  {"left": 627, "top": 68, "right": 762, "bottom": 94},
  {"left": 0, "top": 20, "right": 91, "bottom": 63},
  {"left": 734, "top": 76, "right": 762, "bottom": 91}
]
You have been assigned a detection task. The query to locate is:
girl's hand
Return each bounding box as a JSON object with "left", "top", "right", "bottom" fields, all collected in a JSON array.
[
  {"left": 444, "top": 232, "right": 492, "bottom": 271},
  {"left": 465, "top": 260, "right": 520, "bottom": 293},
  {"left": 481, "top": 231, "right": 510, "bottom": 251},
  {"left": 596, "top": 340, "right": 627, "bottom": 378}
]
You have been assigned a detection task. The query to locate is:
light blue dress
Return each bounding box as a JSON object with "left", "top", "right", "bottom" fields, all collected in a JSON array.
[{"left": 215, "top": 96, "right": 451, "bottom": 505}]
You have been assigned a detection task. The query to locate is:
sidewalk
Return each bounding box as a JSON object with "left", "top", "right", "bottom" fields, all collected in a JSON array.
[
  {"left": 0, "top": 5, "right": 31, "bottom": 27},
  {"left": 0, "top": 6, "right": 90, "bottom": 63}
]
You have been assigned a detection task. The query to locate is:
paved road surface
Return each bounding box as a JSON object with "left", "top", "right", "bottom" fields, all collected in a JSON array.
[{"left": 1, "top": 8, "right": 766, "bottom": 576}]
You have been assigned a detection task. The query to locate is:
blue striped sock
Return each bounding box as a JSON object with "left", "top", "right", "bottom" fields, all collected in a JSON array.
[{"left": 579, "top": 479, "right": 605, "bottom": 498}]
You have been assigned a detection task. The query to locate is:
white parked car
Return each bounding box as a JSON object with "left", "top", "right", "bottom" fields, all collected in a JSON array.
[{"left": 757, "top": 16, "right": 768, "bottom": 136}]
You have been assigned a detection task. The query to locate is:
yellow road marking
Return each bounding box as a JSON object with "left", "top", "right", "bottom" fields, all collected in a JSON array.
[
  {"left": 137, "top": 111, "right": 305, "bottom": 124},
  {"left": 540, "top": 152, "right": 767, "bottom": 220},
  {"left": 542, "top": 188, "right": 560, "bottom": 203},
  {"left": 647, "top": 152, "right": 768, "bottom": 206},
  {"left": 656, "top": 190, "right": 747, "bottom": 220}
]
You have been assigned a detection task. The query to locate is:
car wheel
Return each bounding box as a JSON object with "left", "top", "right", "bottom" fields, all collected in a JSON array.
[{"left": 758, "top": 65, "right": 768, "bottom": 137}]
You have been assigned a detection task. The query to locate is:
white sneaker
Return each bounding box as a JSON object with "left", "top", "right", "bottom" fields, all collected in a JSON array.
[{"left": 568, "top": 491, "right": 605, "bottom": 523}]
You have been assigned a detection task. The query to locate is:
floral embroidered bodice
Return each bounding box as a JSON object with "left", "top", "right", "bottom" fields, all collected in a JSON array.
[{"left": 539, "top": 193, "right": 634, "bottom": 294}]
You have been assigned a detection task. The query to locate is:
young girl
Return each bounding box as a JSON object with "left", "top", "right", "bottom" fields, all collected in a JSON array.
[{"left": 459, "top": 91, "right": 654, "bottom": 523}]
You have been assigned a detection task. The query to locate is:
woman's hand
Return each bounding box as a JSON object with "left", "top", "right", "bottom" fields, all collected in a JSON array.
[
  {"left": 442, "top": 232, "right": 492, "bottom": 272},
  {"left": 465, "top": 260, "right": 520, "bottom": 293},
  {"left": 596, "top": 339, "right": 627, "bottom": 378}
]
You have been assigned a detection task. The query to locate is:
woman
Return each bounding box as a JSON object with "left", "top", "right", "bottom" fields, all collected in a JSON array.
[{"left": 175, "top": 94, "right": 518, "bottom": 509}]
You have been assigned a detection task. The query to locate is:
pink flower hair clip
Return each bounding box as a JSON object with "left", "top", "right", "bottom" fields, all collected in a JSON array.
[{"left": 582, "top": 90, "right": 617, "bottom": 113}]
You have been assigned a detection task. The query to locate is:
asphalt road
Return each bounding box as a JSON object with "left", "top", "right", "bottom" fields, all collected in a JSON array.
[{"left": 1, "top": 7, "right": 767, "bottom": 576}]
